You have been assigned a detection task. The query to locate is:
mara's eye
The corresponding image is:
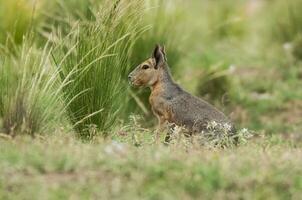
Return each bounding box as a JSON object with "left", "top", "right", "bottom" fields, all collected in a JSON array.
[{"left": 142, "top": 65, "right": 149, "bottom": 70}]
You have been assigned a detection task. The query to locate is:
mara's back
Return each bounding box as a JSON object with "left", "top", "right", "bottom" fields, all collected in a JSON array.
[{"left": 168, "top": 84, "right": 231, "bottom": 132}]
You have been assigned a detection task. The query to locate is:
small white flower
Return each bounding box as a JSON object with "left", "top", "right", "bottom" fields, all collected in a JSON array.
[
  {"left": 223, "top": 123, "right": 232, "bottom": 131},
  {"left": 229, "top": 64, "right": 236, "bottom": 73},
  {"left": 211, "top": 121, "right": 218, "bottom": 128},
  {"left": 174, "top": 126, "right": 180, "bottom": 133},
  {"left": 207, "top": 121, "right": 218, "bottom": 129},
  {"left": 104, "top": 141, "right": 126, "bottom": 156},
  {"left": 283, "top": 42, "right": 292, "bottom": 51},
  {"left": 242, "top": 128, "right": 248, "bottom": 133}
]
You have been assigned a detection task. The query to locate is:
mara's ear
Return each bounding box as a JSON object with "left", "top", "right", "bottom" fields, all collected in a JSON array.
[
  {"left": 152, "top": 44, "right": 165, "bottom": 69},
  {"left": 160, "top": 45, "right": 167, "bottom": 61}
]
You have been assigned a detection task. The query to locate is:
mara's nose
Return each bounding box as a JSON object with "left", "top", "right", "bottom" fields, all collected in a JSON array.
[{"left": 128, "top": 74, "right": 132, "bottom": 81}]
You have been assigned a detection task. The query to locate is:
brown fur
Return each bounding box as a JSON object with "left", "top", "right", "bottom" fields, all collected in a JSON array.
[{"left": 128, "top": 44, "right": 234, "bottom": 136}]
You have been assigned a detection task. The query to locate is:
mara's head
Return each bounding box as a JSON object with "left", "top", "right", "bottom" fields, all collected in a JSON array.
[{"left": 128, "top": 44, "right": 167, "bottom": 87}]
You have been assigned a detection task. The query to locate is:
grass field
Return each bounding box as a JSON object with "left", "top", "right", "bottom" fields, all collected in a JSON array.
[
  {"left": 0, "top": 133, "right": 301, "bottom": 200},
  {"left": 0, "top": 0, "right": 302, "bottom": 199}
]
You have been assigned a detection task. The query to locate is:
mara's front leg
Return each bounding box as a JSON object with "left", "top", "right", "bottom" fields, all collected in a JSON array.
[
  {"left": 155, "top": 115, "right": 166, "bottom": 143},
  {"left": 156, "top": 115, "right": 176, "bottom": 144},
  {"left": 157, "top": 115, "right": 166, "bottom": 131},
  {"left": 164, "top": 123, "right": 176, "bottom": 144}
]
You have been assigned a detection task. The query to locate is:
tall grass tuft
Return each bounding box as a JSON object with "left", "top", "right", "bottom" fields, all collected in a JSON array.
[
  {"left": 0, "top": 40, "right": 65, "bottom": 136},
  {"left": 53, "top": 0, "right": 144, "bottom": 139}
]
